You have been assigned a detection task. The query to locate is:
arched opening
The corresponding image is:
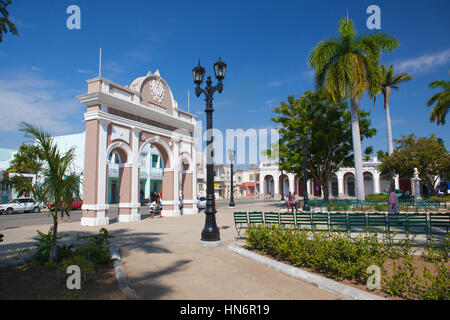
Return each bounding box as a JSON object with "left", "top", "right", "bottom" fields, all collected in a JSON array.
[
  {"left": 138, "top": 144, "right": 165, "bottom": 205},
  {"left": 344, "top": 172, "right": 356, "bottom": 197},
  {"left": 330, "top": 175, "right": 338, "bottom": 197},
  {"left": 278, "top": 174, "right": 289, "bottom": 198},
  {"left": 263, "top": 175, "right": 274, "bottom": 197},
  {"left": 363, "top": 172, "right": 374, "bottom": 196},
  {"left": 106, "top": 145, "right": 130, "bottom": 208}
]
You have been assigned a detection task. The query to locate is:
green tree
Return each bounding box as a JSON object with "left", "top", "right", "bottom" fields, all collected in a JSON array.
[
  {"left": 308, "top": 17, "right": 398, "bottom": 200},
  {"left": 379, "top": 134, "right": 450, "bottom": 195},
  {"left": 427, "top": 79, "right": 450, "bottom": 125},
  {"left": 269, "top": 90, "right": 376, "bottom": 200},
  {"left": 8, "top": 144, "right": 42, "bottom": 174},
  {"left": 0, "top": 0, "right": 18, "bottom": 42},
  {"left": 11, "top": 122, "right": 80, "bottom": 263},
  {"left": 373, "top": 64, "right": 413, "bottom": 154}
]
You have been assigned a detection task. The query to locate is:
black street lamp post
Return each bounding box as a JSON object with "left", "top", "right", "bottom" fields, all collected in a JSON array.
[
  {"left": 193, "top": 57, "right": 226, "bottom": 244},
  {"left": 228, "top": 149, "right": 235, "bottom": 208},
  {"left": 296, "top": 131, "right": 311, "bottom": 212}
]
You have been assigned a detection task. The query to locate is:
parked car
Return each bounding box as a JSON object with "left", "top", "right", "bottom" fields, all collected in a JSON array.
[
  {"left": 0, "top": 198, "right": 41, "bottom": 214},
  {"left": 49, "top": 197, "right": 83, "bottom": 210},
  {"left": 72, "top": 197, "right": 83, "bottom": 210},
  {"left": 197, "top": 196, "right": 206, "bottom": 209}
]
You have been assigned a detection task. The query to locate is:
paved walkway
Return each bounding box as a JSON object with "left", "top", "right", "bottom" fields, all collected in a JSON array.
[{"left": 0, "top": 201, "right": 338, "bottom": 300}]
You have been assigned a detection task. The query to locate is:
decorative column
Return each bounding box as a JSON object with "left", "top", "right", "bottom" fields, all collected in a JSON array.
[
  {"left": 192, "top": 140, "right": 198, "bottom": 213},
  {"left": 288, "top": 174, "right": 295, "bottom": 194},
  {"left": 337, "top": 172, "right": 345, "bottom": 198},
  {"left": 394, "top": 174, "right": 400, "bottom": 189},
  {"left": 412, "top": 168, "right": 421, "bottom": 200},
  {"left": 81, "top": 118, "right": 110, "bottom": 226},
  {"left": 117, "top": 128, "right": 140, "bottom": 222},
  {"left": 306, "top": 179, "right": 312, "bottom": 197},
  {"left": 172, "top": 138, "right": 180, "bottom": 216},
  {"left": 373, "top": 171, "right": 381, "bottom": 194},
  {"left": 274, "top": 173, "right": 280, "bottom": 199}
]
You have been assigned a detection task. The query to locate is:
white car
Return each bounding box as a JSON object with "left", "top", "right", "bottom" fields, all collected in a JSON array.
[
  {"left": 0, "top": 198, "right": 41, "bottom": 214},
  {"left": 197, "top": 197, "right": 206, "bottom": 209}
]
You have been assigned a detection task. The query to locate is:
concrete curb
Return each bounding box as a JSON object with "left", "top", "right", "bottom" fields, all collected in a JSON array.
[
  {"left": 109, "top": 245, "right": 137, "bottom": 300},
  {"left": 228, "top": 242, "right": 386, "bottom": 300}
]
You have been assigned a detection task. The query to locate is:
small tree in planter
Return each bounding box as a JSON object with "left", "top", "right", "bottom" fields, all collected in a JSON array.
[{"left": 11, "top": 122, "right": 80, "bottom": 263}]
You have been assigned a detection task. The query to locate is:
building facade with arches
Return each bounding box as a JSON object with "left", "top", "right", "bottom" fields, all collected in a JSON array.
[
  {"left": 78, "top": 70, "right": 199, "bottom": 226},
  {"left": 259, "top": 157, "right": 418, "bottom": 200}
]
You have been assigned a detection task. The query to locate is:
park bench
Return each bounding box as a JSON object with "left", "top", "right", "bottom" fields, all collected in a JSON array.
[
  {"left": 405, "top": 213, "right": 428, "bottom": 236},
  {"left": 264, "top": 212, "right": 280, "bottom": 226},
  {"left": 295, "top": 211, "right": 312, "bottom": 231},
  {"left": 248, "top": 211, "right": 264, "bottom": 226},
  {"left": 233, "top": 212, "right": 248, "bottom": 239},
  {"left": 311, "top": 212, "right": 329, "bottom": 231},
  {"left": 367, "top": 212, "right": 388, "bottom": 235},
  {"left": 348, "top": 213, "right": 367, "bottom": 234},
  {"left": 329, "top": 212, "right": 349, "bottom": 233},
  {"left": 279, "top": 212, "right": 295, "bottom": 229},
  {"left": 429, "top": 212, "right": 449, "bottom": 236}
]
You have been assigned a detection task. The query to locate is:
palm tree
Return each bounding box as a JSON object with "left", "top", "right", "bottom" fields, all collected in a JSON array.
[
  {"left": 373, "top": 64, "right": 413, "bottom": 154},
  {"left": 427, "top": 79, "right": 450, "bottom": 125},
  {"left": 0, "top": 0, "right": 18, "bottom": 42},
  {"left": 11, "top": 122, "right": 80, "bottom": 263},
  {"left": 308, "top": 17, "right": 398, "bottom": 200}
]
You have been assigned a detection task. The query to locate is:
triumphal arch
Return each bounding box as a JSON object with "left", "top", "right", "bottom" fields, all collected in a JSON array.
[{"left": 78, "top": 70, "right": 198, "bottom": 226}]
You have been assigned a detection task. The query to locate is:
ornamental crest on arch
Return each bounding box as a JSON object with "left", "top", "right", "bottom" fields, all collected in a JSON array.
[{"left": 149, "top": 70, "right": 165, "bottom": 103}]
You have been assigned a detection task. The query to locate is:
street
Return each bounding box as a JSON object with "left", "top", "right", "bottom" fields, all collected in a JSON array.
[{"left": 0, "top": 198, "right": 272, "bottom": 230}]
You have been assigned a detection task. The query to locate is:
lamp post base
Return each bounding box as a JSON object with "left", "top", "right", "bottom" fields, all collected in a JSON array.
[{"left": 199, "top": 240, "right": 222, "bottom": 247}]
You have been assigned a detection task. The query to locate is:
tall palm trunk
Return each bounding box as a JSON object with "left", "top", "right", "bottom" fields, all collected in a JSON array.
[
  {"left": 49, "top": 209, "right": 58, "bottom": 263},
  {"left": 350, "top": 97, "right": 365, "bottom": 200},
  {"left": 384, "top": 86, "right": 394, "bottom": 155}
]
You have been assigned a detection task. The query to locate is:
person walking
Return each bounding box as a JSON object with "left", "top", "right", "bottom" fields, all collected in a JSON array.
[
  {"left": 59, "top": 198, "right": 72, "bottom": 223},
  {"left": 387, "top": 187, "right": 399, "bottom": 224},
  {"left": 151, "top": 193, "right": 163, "bottom": 218}
]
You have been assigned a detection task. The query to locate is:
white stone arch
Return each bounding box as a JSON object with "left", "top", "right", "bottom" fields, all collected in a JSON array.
[
  {"left": 106, "top": 141, "right": 132, "bottom": 164},
  {"left": 262, "top": 174, "right": 275, "bottom": 196},
  {"left": 363, "top": 171, "right": 375, "bottom": 196},
  {"left": 139, "top": 136, "right": 174, "bottom": 169},
  {"left": 178, "top": 151, "right": 193, "bottom": 172}
]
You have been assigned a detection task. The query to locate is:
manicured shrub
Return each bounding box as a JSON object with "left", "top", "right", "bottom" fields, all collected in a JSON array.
[{"left": 245, "top": 226, "right": 450, "bottom": 300}]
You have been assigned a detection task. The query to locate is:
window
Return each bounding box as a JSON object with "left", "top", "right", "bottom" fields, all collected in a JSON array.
[{"left": 151, "top": 154, "right": 157, "bottom": 168}]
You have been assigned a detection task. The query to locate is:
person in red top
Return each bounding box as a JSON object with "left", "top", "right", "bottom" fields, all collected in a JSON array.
[
  {"left": 388, "top": 187, "right": 399, "bottom": 214},
  {"left": 289, "top": 193, "right": 298, "bottom": 213}
]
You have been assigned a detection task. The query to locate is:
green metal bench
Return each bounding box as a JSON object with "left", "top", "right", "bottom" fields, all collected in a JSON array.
[
  {"left": 329, "top": 212, "right": 349, "bottom": 232},
  {"left": 264, "top": 211, "right": 280, "bottom": 226},
  {"left": 248, "top": 211, "right": 264, "bottom": 225},
  {"left": 405, "top": 213, "right": 428, "bottom": 236},
  {"left": 348, "top": 213, "right": 367, "bottom": 234},
  {"left": 295, "top": 211, "right": 312, "bottom": 231},
  {"left": 387, "top": 213, "right": 407, "bottom": 234},
  {"left": 280, "top": 212, "right": 295, "bottom": 229},
  {"left": 233, "top": 212, "right": 248, "bottom": 239},
  {"left": 367, "top": 212, "right": 388, "bottom": 235},
  {"left": 311, "top": 212, "right": 329, "bottom": 231},
  {"left": 429, "top": 213, "right": 449, "bottom": 236}
]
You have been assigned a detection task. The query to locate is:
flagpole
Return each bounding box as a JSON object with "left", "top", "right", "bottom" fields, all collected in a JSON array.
[{"left": 99, "top": 48, "right": 102, "bottom": 78}]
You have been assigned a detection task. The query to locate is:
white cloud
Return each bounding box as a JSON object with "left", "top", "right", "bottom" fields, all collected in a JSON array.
[
  {"left": 396, "top": 49, "right": 450, "bottom": 74},
  {"left": 0, "top": 72, "right": 82, "bottom": 135},
  {"left": 302, "top": 69, "right": 315, "bottom": 79},
  {"left": 77, "top": 68, "right": 94, "bottom": 74},
  {"left": 266, "top": 80, "right": 285, "bottom": 88}
]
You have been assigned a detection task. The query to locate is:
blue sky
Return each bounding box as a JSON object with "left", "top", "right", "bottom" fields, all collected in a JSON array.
[{"left": 0, "top": 0, "right": 449, "bottom": 168}]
